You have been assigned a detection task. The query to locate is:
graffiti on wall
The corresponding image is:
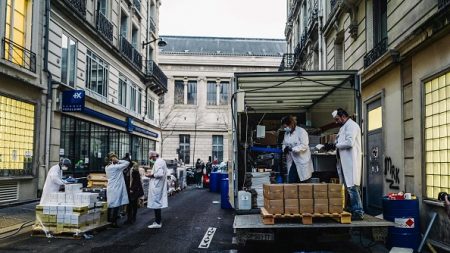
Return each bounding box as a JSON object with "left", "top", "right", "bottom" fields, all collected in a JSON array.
[{"left": 384, "top": 156, "right": 400, "bottom": 190}]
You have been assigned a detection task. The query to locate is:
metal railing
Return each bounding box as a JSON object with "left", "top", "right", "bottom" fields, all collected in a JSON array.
[
  {"left": 96, "top": 11, "right": 113, "bottom": 42},
  {"left": 132, "top": 47, "right": 142, "bottom": 69},
  {"left": 133, "top": 0, "right": 141, "bottom": 12},
  {"left": 279, "top": 53, "right": 295, "bottom": 71},
  {"left": 145, "top": 60, "right": 168, "bottom": 90},
  {"left": 120, "top": 36, "right": 143, "bottom": 69},
  {"left": 364, "top": 37, "right": 388, "bottom": 68},
  {"left": 150, "top": 17, "right": 156, "bottom": 34},
  {"left": 65, "top": 0, "right": 87, "bottom": 17},
  {"left": 1, "top": 37, "right": 36, "bottom": 73},
  {"left": 438, "top": 0, "right": 449, "bottom": 10},
  {"left": 330, "top": 0, "right": 339, "bottom": 11}
]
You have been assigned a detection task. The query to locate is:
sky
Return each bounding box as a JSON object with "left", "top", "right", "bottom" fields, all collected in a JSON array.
[{"left": 159, "top": 0, "right": 287, "bottom": 39}]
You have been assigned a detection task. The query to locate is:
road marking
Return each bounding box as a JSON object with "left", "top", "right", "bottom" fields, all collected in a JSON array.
[{"left": 198, "top": 227, "right": 217, "bottom": 249}]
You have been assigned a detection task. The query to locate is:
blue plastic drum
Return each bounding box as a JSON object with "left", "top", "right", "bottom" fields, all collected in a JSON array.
[
  {"left": 209, "top": 172, "right": 219, "bottom": 192},
  {"left": 382, "top": 198, "right": 420, "bottom": 250},
  {"left": 218, "top": 173, "right": 228, "bottom": 192},
  {"left": 220, "top": 178, "right": 232, "bottom": 209}
]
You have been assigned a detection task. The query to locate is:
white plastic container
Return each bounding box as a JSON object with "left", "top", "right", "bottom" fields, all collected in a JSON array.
[{"left": 238, "top": 190, "right": 252, "bottom": 210}]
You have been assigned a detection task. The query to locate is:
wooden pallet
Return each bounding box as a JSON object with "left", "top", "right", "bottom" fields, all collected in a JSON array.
[
  {"left": 261, "top": 207, "right": 351, "bottom": 225},
  {"left": 31, "top": 222, "right": 111, "bottom": 239}
]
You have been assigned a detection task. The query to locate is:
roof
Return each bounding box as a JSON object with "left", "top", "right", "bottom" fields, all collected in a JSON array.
[
  {"left": 159, "top": 36, "right": 286, "bottom": 57},
  {"left": 235, "top": 70, "right": 359, "bottom": 113}
]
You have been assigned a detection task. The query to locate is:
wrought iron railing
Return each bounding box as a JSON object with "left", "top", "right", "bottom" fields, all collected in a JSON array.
[
  {"left": 150, "top": 17, "right": 156, "bottom": 34},
  {"left": 438, "top": 0, "right": 450, "bottom": 10},
  {"left": 308, "top": 0, "right": 319, "bottom": 29},
  {"left": 120, "top": 36, "right": 134, "bottom": 61},
  {"left": 330, "top": 0, "right": 338, "bottom": 10},
  {"left": 132, "top": 47, "right": 142, "bottom": 69},
  {"left": 64, "top": 0, "right": 87, "bottom": 17},
  {"left": 278, "top": 53, "right": 295, "bottom": 71},
  {"left": 96, "top": 11, "right": 113, "bottom": 42},
  {"left": 145, "top": 60, "right": 168, "bottom": 90},
  {"left": 364, "top": 37, "right": 388, "bottom": 68},
  {"left": 133, "top": 0, "right": 141, "bottom": 12},
  {"left": 1, "top": 38, "right": 36, "bottom": 72}
]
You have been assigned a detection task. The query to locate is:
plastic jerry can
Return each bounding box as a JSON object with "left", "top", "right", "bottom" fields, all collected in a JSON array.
[{"left": 238, "top": 190, "right": 252, "bottom": 210}]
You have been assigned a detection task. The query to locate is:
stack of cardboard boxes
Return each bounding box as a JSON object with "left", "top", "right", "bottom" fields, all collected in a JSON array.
[
  {"left": 35, "top": 184, "right": 109, "bottom": 233},
  {"left": 263, "top": 183, "right": 344, "bottom": 214}
]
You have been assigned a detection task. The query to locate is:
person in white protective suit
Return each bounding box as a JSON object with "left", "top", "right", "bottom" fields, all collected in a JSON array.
[
  {"left": 146, "top": 150, "right": 168, "bottom": 229},
  {"left": 333, "top": 108, "right": 364, "bottom": 220},
  {"left": 40, "top": 158, "right": 71, "bottom": 205},
  {"left": 105, "top": 152, "right": 130, "bottom": 228},
  {"left": 281, "top": 116, "right": 314, "bottom": 184}
]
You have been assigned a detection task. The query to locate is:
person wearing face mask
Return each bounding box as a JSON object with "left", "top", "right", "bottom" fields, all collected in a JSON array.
[
  {"left": 105, "top": 152, "right": 130, "bottom": 228},
  {"left": 333, "top": 108, "right": 364, "bottom": 220},
  {"left": 281, "top": 116, "right": 313, "bottom": 184},
  {"left": 40, "top": 158, "right": 71, "bottom": 205},
  {"left": 146, "top": 150, "right": 168, "bottom": 229}
]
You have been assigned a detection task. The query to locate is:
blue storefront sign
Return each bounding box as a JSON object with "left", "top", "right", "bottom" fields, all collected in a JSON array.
[{"left": 62, "top": 90, "right": 85, "bottom": 112}]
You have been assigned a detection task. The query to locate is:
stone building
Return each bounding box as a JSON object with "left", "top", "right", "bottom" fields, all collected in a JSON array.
[
  {"left": 285, "top": 0, "right": 450, "bottom": 248},
  {"left": 159, "top": 36, "right": 285, "bottom": 166}
]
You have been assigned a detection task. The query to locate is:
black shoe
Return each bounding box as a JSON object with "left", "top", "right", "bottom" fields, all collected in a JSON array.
[{"left": 352, "top": 214, "right": 364, "bottom": 221}]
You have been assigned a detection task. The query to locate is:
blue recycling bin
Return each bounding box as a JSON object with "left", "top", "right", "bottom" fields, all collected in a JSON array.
[
  {"left": 220, "top": 178, "right": 232, "bottom": 209},
  {"left": 209, "top": 172, "right": 220, "bottom": 192},
  {"left": 218, "top": 172, "right": 228, "bottom": 192}
]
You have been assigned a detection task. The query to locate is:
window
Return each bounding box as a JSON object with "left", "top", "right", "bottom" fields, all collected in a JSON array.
[
  {"left": 118, "top": 77, "right": 127, "bottom": 107},
  {"left": 174, "top": 80, "right": 184, "bottom": 104},
  {"left": 86, "top": 50, "right": 108, "bottom": 97},
  {"left": 212, "top": 135, "right": 224, "bottom": 162},
  {"left": 178, "top": 135, "right": 190, "bottom": 164},
  {"left": 4, "top": 0, "right": 31, "bottom": 67},
  {"left": 120, "top": 12, "right": 128, "bottom": 38},
  {"left": 187, "top": 81, "right": 197, "bottom": 105},
  {"left": 424, "top": 71, "right": 450, "bottom": 199},
  {"left": 130, "top": 85, "right": 137, "bottom": 112},
  {"left": 90, "top": 124, "right": 108, "bottom": 171},
  {"left": 61, "top": 34, "right": 77, "bottom": 87},
  {"left": 0, "top": 95, "right": 35, "bottom": 176},
  {"left": 148, "top": 98, "right": 155, "bottom": 120},
  {"left": 373, "top": 0, "right": 387, "bottom": 44},
  {"left": 137, "top": 89, "right": 142, "bottom": 114},
  {"left": 219, "top": 82, "right": 229, "bottom": 105},
  {"left": 207, "top": 82, "right": 217, "bottom": 105},
  {"left": 98, "top": 0, "right": 108, "bottom": 16},
  {"left": 131, "top": 25, "right": 138, "bottom": 48}
]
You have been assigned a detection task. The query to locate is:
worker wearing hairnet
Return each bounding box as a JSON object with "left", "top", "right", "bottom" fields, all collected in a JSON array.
[
  {"left": 281, "top": 116, "right": 313, "bottom": 183},
  {"left": 40, "top": 158, "right": 71, "bottom": 205},
  {"left": 333, "top": 108, "right": 364, "bottom": 220},
  {"left": 146, "top": 150, "right": 168, "bottom": 229},
  {"left": 105, "top": 152, "right": 130, "bottom": 227}
]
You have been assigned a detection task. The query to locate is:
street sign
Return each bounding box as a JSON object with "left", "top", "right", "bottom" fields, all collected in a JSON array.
[{"left": 62, "top": 90, "right": 85, "bottom": 112}]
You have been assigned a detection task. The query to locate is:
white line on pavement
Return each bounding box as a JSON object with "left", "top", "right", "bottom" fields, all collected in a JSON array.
[{"left": 198, "top": 227, "right": 217, "bottom": 249}]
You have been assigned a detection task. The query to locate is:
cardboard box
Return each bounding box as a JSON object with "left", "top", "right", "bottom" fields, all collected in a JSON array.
[
  {"left": 263, "top": 184, "right": 284, "bottom": 199},
  {"left": 328, "top": 184, "right": 344, "bottom": 198},
  {"left": 264, "top": 199, "right": 284, "bottom": 214},
  {"left": 284, "top": 199, "right": 299, "bottom": 214},
  {"left": 328, "top": 198, "right": 344, "bottom": 213},
  {"left": 298, "top": 184, "right": 313, "bottom": 199},
  {"left": 314, "top": 198, "right": 329, "bottom": 213},
  {"left": 284, "top": 184, "right": 298, "bottom": 199},
  {"left": 299, "top": 199, "right": 314, "bottom": 213},
  {"left": 313, "top": 184, "right": 328, "bottom": 199}
]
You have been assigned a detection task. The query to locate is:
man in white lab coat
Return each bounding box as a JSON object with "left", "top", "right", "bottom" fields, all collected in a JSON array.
[
  {"left": 40, "top": 158, "right": 71, "bottom": 205},
  {"left": 146, "top": 151, "right": 168, "bottom": 229},
  {"left": 281, "top": 116, "right": 314, "bottom": 183},
  {"left": 105, "top": 152, "right": 130, "bottom": 227},
  {"left": 333, "top": 108, "right": 364, "bottom": 220}
]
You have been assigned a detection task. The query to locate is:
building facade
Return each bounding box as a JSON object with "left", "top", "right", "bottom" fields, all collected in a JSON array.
[
  {"left": 0, "top": 0, "right": 46, "bottom": 204},
  {"left": 159, "top": 36, "right": 285, "bottom": 166},
  {"left": 285, "top": 0, "right": 450, "bottom": 248}
]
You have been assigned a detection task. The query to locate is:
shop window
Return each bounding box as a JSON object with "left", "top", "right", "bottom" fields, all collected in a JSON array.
[
  {"left": 207, "top": 82, "right": 217, "bottom": 105},
  {"left": 119, "top": 132, "right": 130, "bottom": 158},
  {"left": 212, "top": 135, "right": 224, "bottom": 162},
  {"left": 174, "top": 80, "right": 184, "bottom": 104},
  {"left": 60, "top": 33, "right": 77, "bottom": 87},
  {"left": 86, "top": 50, "right": 108, "bottom": 97},
  {"left": 90, "top": 124, "right": 108, "bottom": 171},
  {"left": 178, "top": 135, "right": 190, "bottom": 164},
  {"left": 424, "top": 71, "right": 450, "bottom": 199},
  {"left": 0, "top": 95, "right": 35, "bottom": 176}
]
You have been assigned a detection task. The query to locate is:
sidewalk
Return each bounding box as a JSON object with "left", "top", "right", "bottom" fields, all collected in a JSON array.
[{"left": 0, "top": 201, "right": 37, "bottom": 236}]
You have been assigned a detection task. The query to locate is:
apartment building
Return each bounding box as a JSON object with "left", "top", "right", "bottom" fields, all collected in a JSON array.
[
  {"left": 158, "top": 36, "right": 285, "bottom": 166},
  {"left": 284, "top": 0, "right": 450, "bottom": 248}
]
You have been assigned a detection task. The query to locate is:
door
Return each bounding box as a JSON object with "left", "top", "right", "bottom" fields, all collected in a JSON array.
[{"left": 366, "top": 99, "right": 384, "bottom": 214}]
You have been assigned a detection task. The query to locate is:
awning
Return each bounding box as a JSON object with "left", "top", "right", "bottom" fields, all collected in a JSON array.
[{"left": 235, "top": 71, "right": 359, "bottom": 113}]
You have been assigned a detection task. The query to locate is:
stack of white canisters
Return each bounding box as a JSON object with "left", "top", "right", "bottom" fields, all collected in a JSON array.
[{"left": 251, "top": 172, "right": 271, "bottom": 207}]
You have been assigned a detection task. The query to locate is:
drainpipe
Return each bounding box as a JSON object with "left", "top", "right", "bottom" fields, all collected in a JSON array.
[{"left": 43, "top": 0, "right": 53, "bottom": 177}]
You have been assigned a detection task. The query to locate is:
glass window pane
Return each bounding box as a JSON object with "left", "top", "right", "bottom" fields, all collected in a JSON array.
[
  {"left": 220, "top": 82, "right": 229, "bottom": 105},
  {"left": 61, "top": 34, "right": 68, "bottom": 84},
  {"left": 187, "top": 81, "right": 197, "bottom": 105},
  {"left": 174, "top": 81, "right": 184, "bottom": 104},
  {"left": 207, "top": 82, "right": 216, "bottom": 105}
]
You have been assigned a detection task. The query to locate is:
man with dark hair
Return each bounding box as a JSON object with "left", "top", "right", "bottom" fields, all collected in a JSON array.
[{"left": 332, "top": 108, "right": 364, "bottom": 220}]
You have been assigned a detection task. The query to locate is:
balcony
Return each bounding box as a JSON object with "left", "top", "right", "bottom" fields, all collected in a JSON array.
[
  {"left": 120, "top": 36, "right": 143, "bottom": 69},
  {"left": 438, "top": 0, "right": 450, "bottom": 10},
  {"left": 150, "top": 17, "right": 156, "bottom": 34},
  {"left": 145, "top": 60, "right": 168, "bottom": 95},
  {"left": 133, "top": 0, "right": 141, "bottom": 12},
  {"left": 364, "top": 37, "right": 388, "bottom": 68},
  {"left": 64, "top": 0, "right": 86, "bottom": 17},
  {"left": 308, "top": 0, "right": 319, "bottom": 31},
  {"left": 96, "top": 11, "right": 113, "bottom": 43},
  {"left": 132, "top": 47, "right": 142, "bottom": 69},
  {"left": 278, "top": 53, "right": 295, "bottom": 71},
  {"left": 1, "top": 37, "right": 36, "bottom": 73}
]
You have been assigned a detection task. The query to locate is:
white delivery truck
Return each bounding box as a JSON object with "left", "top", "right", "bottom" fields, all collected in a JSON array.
[{"left": 230, "top": 70, "right": 393, "bottom": 246}]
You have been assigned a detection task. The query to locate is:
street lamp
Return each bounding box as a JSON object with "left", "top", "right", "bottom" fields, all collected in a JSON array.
[{"left": 142, "top": 38, "right": 167, "bottom": 49}]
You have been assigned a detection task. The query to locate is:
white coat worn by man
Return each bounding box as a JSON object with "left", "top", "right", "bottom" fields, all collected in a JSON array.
[
  {"left": 105, "top": 152, "right": 130, "bottom": 227},
  {"left": 40, "top": 158, "right": 71, "bottom": 205},
  {"left": 333, "top": 108, "right": 364, "bottom": 220},
  {"left": 281, "top": 116, "right": 314, "bottom": 183},
  {"left": 146, "top": 151, "right": 168, "bottom": 229}
]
